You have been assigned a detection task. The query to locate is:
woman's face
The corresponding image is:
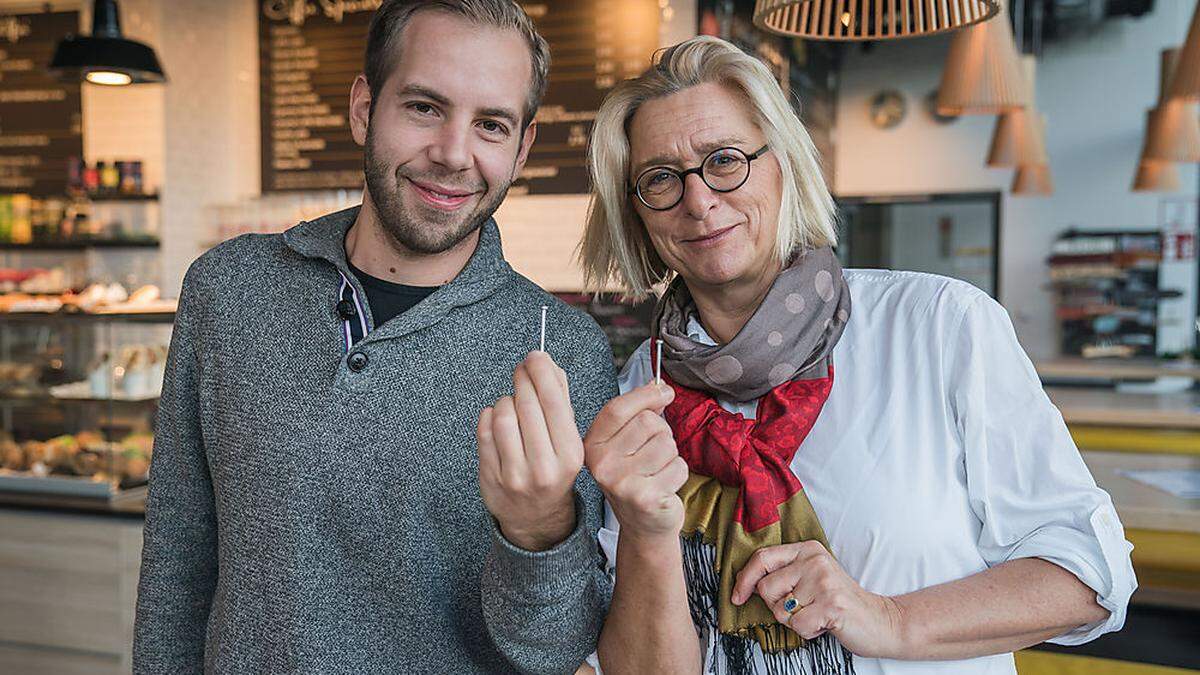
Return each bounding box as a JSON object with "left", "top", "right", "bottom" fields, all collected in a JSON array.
[{"left": 627, "top": 82, "right": 783, "bottom": 291}]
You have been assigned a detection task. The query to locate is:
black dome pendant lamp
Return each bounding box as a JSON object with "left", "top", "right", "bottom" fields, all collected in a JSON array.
[{"left": 49, "top": 0, "right": 166, "bottom": 86}]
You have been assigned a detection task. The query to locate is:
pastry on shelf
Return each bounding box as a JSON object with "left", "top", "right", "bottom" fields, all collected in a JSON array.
[
  {"left": 69, "top": 444, "right": 112, "bottom": 477},
  {"left": 21, "top": 440, "right": 51, "bottom": 476},
  {"left": 1, "top": 293, "right": 64, "bottom": 313},
  {"left": 63, "top": 283, "right": 108, "bottom": 312},
  {"left": 18, "top": 268, "right": 68, "bottom": 295},
  {"left": 1, "top": 437, "right": 24, "bottom": 471},
  {"left": 41, "top": 434, "right": 81, "bottom": 471},
  {"left": 100, "top": 285, "right": 176, "bottom": 314},
  {"left": 118, "top": 432, "right": 154, "bottom": 480},
  {"left": 126, "top": 285, "right": 160, "bottom": 305}
]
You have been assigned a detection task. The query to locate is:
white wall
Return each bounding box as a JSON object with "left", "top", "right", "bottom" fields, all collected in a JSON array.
[{"left": 835, "top": 3, "right": 1198, "bottom": 358}]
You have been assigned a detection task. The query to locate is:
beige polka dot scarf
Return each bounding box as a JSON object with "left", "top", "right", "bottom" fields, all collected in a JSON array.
[{"left": 653, "top": 246, "right": 851, "bottom": 403}]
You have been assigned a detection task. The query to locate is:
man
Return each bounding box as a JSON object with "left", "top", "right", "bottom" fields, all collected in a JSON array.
[{"left": 132, "top": 1, "right": 616, "bottom": 673}]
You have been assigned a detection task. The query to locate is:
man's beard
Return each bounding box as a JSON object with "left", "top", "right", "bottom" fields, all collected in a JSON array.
[{"left": 363, "top": 126, "right": 513, "bottom": 255}]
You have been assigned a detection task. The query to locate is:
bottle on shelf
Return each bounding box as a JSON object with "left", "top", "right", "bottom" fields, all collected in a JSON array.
[
  {"left": 83, "top": 162, "right": 101, "bottom": 194},
  {"left": 99, "top": 161, "right": 120, "bottom": 195},
  {"left": 9, "top": 195, "right": 32, "bottom": 244}
]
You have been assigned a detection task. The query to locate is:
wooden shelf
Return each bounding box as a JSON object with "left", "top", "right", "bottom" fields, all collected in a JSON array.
[
  {"left": 78, "top": 192, "right": 158, "bottom": 202},
  {"left": 0, "top": 239, "right": 160, "bottom": 251},
  {"left": 0, "top": 310, "right": 175, "bottom": 323}
]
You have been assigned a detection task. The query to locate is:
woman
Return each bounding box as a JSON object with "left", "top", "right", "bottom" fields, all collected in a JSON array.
[{"left": 575, "top": 36, "right": 1135, "bottom": 675}]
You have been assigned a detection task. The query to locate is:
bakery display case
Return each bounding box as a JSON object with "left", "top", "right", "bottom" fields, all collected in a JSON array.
[{"left": 0, "top": 273, "right": 173, "bottom": 509}]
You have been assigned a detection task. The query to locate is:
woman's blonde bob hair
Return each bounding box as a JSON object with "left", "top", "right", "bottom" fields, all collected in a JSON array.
[{"left": 578, "top": 35, "right": 837, "bottom": 298}]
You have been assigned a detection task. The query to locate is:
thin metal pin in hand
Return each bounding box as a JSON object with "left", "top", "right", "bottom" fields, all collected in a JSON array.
[
  {"left": 655, "top": 338, "right": 663, "bottom": 386},
  {"left": 539, "top": 305, "right": 548, "bottom": 352}
]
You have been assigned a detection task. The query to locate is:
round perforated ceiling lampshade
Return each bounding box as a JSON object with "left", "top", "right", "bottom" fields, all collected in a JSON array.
[{"left": 753, "top": 0, "right": 1001, "bottom": 41}]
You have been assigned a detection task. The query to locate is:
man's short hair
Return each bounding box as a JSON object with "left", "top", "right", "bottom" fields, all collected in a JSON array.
[{"left": 364, "top": 0, "right": 550, "bottom": 129}]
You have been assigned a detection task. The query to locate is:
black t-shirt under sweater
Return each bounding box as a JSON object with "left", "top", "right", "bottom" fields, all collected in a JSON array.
[{"left": 349, "top": 262, "right": 440, "bottom": 327}]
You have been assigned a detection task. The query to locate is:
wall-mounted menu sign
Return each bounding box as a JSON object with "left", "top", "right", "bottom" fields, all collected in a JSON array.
[
  {"left": 258, "top": 1, "right": 376, "bottom": 192},
  {"left": 0, "top": 11, "right": 83, "bottom": 196},
  {"left": 258, "top": 0, "right": 658, "bottom": 195},
  {"left": 513, "top": 0, "right": 658, "bottom": 195}
]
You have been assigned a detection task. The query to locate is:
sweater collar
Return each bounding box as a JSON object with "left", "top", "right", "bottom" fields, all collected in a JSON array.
[{"left": 284, "top": 204, "right": 514, "bottom": 338}]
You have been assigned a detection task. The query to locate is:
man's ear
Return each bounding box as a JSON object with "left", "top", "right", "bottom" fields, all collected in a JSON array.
[
  {"left": 512, "top": 120, "right": 538, "bottom": 179},
  {"left": 349, "top": 74, "right": 372, "bottom": 147}
]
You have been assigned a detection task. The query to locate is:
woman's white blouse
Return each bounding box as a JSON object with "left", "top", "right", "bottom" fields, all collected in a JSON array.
[{"left": 597, "top": 269, "right": 1136, "bottom": 675}]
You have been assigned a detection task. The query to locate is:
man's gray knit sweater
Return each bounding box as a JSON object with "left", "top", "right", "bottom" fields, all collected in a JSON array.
[{"left": 133, "top": 206, "right": 617, "bottom": 674}]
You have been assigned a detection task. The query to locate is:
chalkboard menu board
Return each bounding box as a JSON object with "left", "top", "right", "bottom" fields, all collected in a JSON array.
[
  {"left": 513, "top": 0, "right": 659, "bottom": 195},
  {"left": 0, "top": 11, "right": 82, "bottom": 196},
  {"left": 258, "top": 2, "right": 374, "bottom": 193},
  {"left": 257, "top": 0, "right": 659, "bottom": 195}
]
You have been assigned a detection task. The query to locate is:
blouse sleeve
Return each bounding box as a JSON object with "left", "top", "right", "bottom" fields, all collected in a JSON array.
[{"left": 947, "top": 292, "right": 1137, "bottom": 645}]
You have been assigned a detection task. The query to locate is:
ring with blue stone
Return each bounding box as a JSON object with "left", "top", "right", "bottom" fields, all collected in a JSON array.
[{"left": 782, "top": 596, "right": 800, "bottom": 614}]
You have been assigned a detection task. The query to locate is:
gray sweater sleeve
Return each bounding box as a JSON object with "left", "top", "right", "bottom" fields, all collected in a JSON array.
[
  {"left": 132, "top": 263, "right": 218, "bottom": 674},
  {"left": 480, "top": 319, "right": 618, "bottom": 674}
]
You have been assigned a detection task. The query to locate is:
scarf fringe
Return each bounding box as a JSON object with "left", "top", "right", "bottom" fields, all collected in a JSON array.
[{"left": 682, "top": 532, "right": 855, "bottom": 675}]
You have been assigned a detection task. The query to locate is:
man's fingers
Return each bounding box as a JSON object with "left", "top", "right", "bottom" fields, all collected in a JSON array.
[
  {"left": 512, "top": 362, "right": 555, "bottom": 466},
  {"left": 476, "top": 406, "right": 501, "bottom": 480},
  {"left": 523, "top": 352, "right": 582, "bottom": 460},
  {"left": 491, "top": 396, "right": 527, "bottom": 485}
]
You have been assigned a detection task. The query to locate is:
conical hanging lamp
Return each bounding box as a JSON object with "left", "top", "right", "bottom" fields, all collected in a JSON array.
[
  {"left": 1133, "top": 130, "right": 1180, "bottom": 192},
  {"left": 1011, "top": 114, "right": 1052, "bottom": 196},
  {"left": 987, "top": 56, "right": 1044, "bottom": 167},
  {"left": 1133, "top": 158, "right": 1182, "bottom": 191},
  {"left": 1168, "top": 0, "right": 1200, "bottom": 100},
  {"left": 1013, "top": 164, "right": 1053, "bottom": 195},
  {"left": 752, "top": 0, "right": 1000, "bottom": 41},
  {"left": 936, "top": 0, "right": 1029, "bottom": 116},
  {"left": 1146, "top": 48, "right": 1200, "bottom": 162},
  {"left": 48, "top": 0, "right": 166, "bottom": 85}
]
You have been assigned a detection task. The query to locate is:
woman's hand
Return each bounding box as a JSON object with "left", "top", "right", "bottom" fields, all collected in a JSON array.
[
  {"left": 584, "top": 382, "right": 688, "bottom": 542},
  {"left": 732, "top": 541, "right": 907, "bottom": 659}
]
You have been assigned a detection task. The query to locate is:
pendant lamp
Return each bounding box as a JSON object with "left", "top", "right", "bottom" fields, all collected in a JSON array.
[
  {"left": 49, "top": 0, "right": 166, "bottom": 86},
  {"left": 753, "top": 0, "right": 1000, "bottom": 41},
  {"left": 987, "top": 56, "right": 1046, "bottom": 166},
  {"left": 936, "top": 0, "right": 1028, "bottom": 115},
  {"left": 1168, "top": 0, "right": 1200, "bottom": 100},
  {"left": 1145, "top": 49, "right": 1200, "bottom": 162}
]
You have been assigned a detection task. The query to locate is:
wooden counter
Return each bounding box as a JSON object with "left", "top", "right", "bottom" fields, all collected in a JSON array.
[
  {"left": 1038, "top": 358, "right": 1200, "bottom": 382},
  {"left": 1085, "top": 452, "right": 1200, "bottom": 534},
  {"left": 1085, "top": 451, "right": 1200, "bottom": 603},
  {"left": 0, "top": 508, "right": 141, "bottom": 674},
  {"left": 1046, "top": 387, "right": 1200, "bottom": 431}
]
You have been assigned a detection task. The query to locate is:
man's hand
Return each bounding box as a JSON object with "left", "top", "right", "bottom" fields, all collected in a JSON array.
[{"left": 477, "top": 351, "right": 583, "bottom": 552}]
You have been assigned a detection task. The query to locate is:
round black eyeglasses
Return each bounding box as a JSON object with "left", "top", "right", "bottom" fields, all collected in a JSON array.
[{"left": 632, "top": 145, "right": 771, "bottom": 211}]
